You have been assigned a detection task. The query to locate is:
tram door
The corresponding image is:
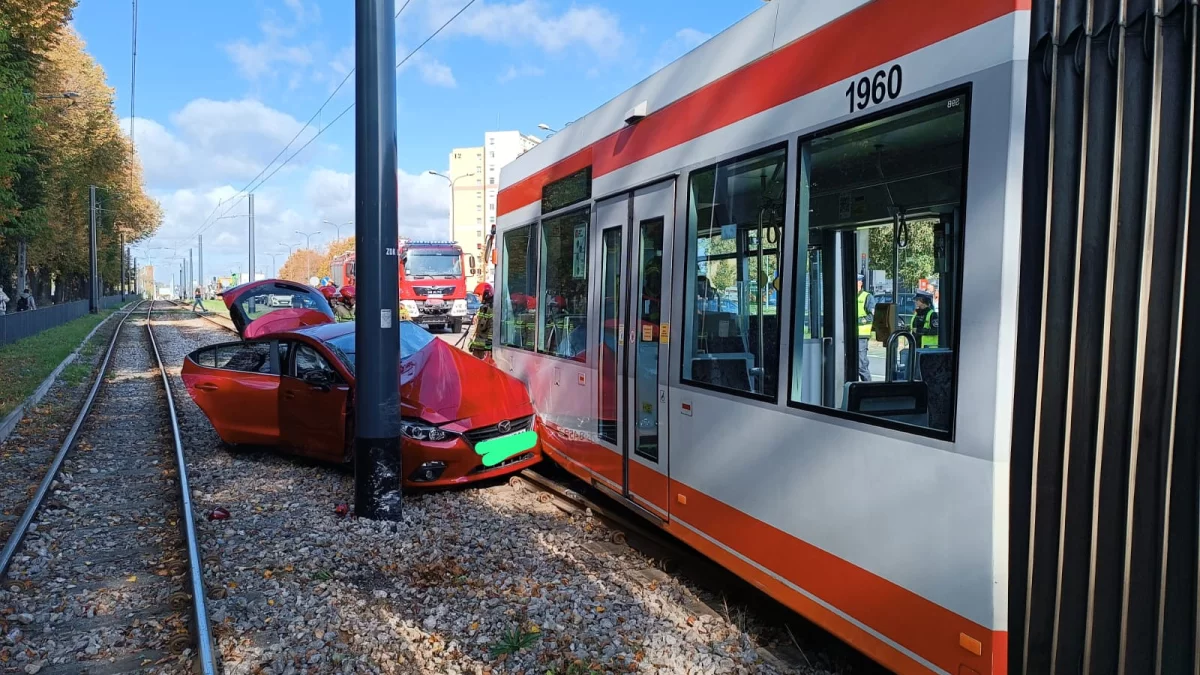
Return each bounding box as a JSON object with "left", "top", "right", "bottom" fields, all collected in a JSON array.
[{"left": 597, "top": 179, "right": 676, "bottom": 517}]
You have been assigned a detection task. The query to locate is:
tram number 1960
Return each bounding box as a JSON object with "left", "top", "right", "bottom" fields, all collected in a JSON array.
[{"left": 845, "top": 64, "right": 903, "bottom": 113}]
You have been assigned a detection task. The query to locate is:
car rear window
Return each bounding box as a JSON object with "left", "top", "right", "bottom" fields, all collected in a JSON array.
[
  {"left": 324, "top": 322, "right": 436, "bottom": 372},
  {"left": 238, "top": 285, "right": 326, "bottom": 321}
]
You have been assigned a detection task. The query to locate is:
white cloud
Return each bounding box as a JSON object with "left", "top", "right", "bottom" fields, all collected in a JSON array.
[
  {"left": 224, "top": 40, "right": 313, "bottom": 81},
  {"left": 673, "top": 28, "right": 712, "bottom": 50},
  {"left": 304, "top": 168, "right": 450, "bottom": 242},
  {"left": 652, "top": 27, "right": 712, "bottom": 71},
  {"left": 225, "top": 1, "right": 321, "bottom": 83},
  {"left": 498, "top": 64, "right": 545, "bottom": 83},
  {"left": 395, "top": 42, "right": 458, "bottom": 88},
  {"left": 415, "top": 54, "right": 457, "bottom": 88},
  {"left": 122, "top": 99, "right": 325, "bottom": 190},
  {"left": 426, "top": 0, "right": 625, "bottom": 61}
]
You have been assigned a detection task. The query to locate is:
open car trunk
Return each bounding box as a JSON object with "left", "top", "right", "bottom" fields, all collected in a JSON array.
[{"left": 222, "top": 279, "right": 336, "bottom": 339}]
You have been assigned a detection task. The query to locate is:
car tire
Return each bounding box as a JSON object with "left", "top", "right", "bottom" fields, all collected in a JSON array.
[{"left": 451, "top": 318, "right": 463, "bottom": 333}]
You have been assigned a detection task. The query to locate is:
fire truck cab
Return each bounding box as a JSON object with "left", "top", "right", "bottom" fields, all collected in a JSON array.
[{"left": 330, "top": 240, "right": 470, "bottom": 332}]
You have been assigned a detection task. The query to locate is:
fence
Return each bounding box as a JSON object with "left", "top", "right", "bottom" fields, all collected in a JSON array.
[{"left": 0, "top": 294, "right": 130, "bottom": 347}]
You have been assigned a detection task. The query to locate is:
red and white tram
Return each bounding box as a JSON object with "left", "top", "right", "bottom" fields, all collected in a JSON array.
[{"left": 491, "top": 0, "right": 1200, "bottom": 673}]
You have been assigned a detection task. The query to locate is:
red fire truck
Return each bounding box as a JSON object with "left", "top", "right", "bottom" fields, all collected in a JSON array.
[{"left": 330, "top": 239, "right": 472, "bottom": 332}]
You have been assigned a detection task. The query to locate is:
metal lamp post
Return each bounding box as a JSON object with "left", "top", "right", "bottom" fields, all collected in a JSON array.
[
  {"left": 323, "top": 220, "right": 353, "bottom": 241},
  {"left": 426, "top": 171, "right": 475, "bottom": 240},
  {"left": 295, "top": 230, "right": 321, "bottom": 282},
  {"left": 354, "top": 0, "right": 402, "bottom": 520}
]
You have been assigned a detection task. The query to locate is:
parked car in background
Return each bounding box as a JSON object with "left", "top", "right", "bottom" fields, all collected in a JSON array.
[{"left": 464, "top": 292, "right": 481, "bottom": 328}]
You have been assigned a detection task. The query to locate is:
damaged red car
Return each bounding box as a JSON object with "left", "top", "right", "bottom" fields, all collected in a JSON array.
[{"left": 181, "top": 279, "right": 541, "bottom": 486}]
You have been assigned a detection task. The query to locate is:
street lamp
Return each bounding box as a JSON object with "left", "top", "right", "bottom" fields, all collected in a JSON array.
[
  {"left": 295, "top": 230, "right": 321, "bottom": 281},
  {"left": 323, "top": 219, "right": 353, "bottom": 241},
  {"left": 537, "top": 123, "right": 557, "bottom": 133},
  {"left": 426, "top": 171, "right": 475, "bottom": 240},
  {"left": 295, "top": 230, "right": 321, "bottom": 249}
]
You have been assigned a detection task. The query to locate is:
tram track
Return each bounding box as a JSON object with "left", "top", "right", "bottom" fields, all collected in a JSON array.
[{"left": 0, "top": 301, "right": 218, "bottom": 674}]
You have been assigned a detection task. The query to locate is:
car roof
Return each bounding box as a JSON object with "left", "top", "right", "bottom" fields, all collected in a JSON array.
[{"left": 294, "top": 321, "right": 355, "bottom": 342}]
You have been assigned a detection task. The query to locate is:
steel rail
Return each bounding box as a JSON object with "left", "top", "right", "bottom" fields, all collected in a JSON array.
[
  {"left": 144, "top": 301, "right": 219, "bottom": 674},
  {"left": 0, "top": 301, "right": 145, "bottom": 578}
]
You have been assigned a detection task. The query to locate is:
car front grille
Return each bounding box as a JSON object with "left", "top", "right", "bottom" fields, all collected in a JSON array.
[
  {"left": 413, "top": 285, "right": 456, "bottom": 297},
  {"left": 463, "top": 415, "right": 534, "bottom": 445},
  {"left": 467, "top": 452, "right": 536, "bottom": 475}
]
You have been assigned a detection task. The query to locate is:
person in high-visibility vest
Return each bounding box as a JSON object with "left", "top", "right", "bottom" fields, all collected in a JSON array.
[
  {"left": 856, "top": 274, "right": 875, "bottom": 382},
  {"left": 469, "top": 283, "right": 494, "bottom": 358},
  {"left": 911, "top": 289, "right": 938, "bottom": 348}
]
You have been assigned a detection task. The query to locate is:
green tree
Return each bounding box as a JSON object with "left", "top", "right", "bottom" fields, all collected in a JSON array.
[{"left": 867, "top": 218, "right": 937, "bottom": 290}]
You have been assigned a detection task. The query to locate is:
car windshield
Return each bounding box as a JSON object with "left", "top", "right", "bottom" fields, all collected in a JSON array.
[
  {"left": 323, "top": 321, "right": 437, "bottom": 373},
  {"left": 405, "top": 251, "right": 462, "bottom": 279}
]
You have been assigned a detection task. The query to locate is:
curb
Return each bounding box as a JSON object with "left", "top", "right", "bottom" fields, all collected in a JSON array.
[{"left": 0, "top": 305, "right": 129, "bottom": 446}]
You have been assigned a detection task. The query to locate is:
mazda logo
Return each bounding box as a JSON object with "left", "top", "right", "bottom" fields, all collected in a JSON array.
[{"left": 497, "top": 420, "right": 511, "bottom": 433}]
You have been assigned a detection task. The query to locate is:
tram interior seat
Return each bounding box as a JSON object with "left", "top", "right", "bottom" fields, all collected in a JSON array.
[
  {"left": 692, "top": 311, "right": 752, "bottom": 391},
  {"left": 914, "top": 349, "right": 953, "bottom": 431},
  {"left": 841, "top": 381, "right": 929, "bottom": 427}
]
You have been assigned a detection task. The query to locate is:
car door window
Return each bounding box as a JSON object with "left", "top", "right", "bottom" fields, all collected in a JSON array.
[
  {"left": 277, "top": 341, "right": 291, "bottom": 372},
  {"left": 293, "top": 344, "right": 337, "bottom": 380},
  {"left": 193, "top": 343, "right": 272, "bottom": 373}
]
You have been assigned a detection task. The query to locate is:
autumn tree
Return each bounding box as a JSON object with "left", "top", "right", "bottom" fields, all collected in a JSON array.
[
  {"left": 0, "top": 0, "right": 75, "bottom": 294},
  {"left": 278, "top": 236, "right": 355, "bottom": 286},
  {"left": 0, "top": 2, "right": 160, "bottom": 303}
]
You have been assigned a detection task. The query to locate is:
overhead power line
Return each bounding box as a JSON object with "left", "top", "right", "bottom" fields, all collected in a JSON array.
[
  {"left": 191, "top": 0, "right": 477, "bottom": 241},
  {"left": 129, "top": 0, "right": 138, "bottom": 198}
]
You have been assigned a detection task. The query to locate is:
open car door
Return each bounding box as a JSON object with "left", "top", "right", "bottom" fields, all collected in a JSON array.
[
  {"left": 222, "top": 279, "right": 336, "bottom": 339},
  {"left": 181, "top": 340, "right": 282, "bottom": 445}
]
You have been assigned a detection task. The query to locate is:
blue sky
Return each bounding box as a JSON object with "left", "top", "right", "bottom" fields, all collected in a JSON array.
[{"left": 70, "top": 0, "right": 763, "bottom": 284}]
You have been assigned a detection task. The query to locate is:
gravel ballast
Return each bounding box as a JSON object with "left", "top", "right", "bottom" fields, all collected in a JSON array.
[
  {"left": 154, "top": 311, "right": 856, "bottom": 674},
  {"left": 0, "top": 309, "right": 191, "bottom": 674}
]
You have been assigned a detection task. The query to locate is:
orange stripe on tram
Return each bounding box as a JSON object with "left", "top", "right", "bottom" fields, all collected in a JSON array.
[{"left": 668, "top": 482, "right": 1003, "bottom": 675}]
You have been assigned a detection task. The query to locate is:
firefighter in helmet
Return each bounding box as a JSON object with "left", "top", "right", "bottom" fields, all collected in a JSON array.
[{"left": 469, "top": 283, "right": 494, "bottom": 358}]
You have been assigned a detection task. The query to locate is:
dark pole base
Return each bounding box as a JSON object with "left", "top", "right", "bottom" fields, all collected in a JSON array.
[{"left": 354, "top": 436, "right": 402, "bottom": 520}]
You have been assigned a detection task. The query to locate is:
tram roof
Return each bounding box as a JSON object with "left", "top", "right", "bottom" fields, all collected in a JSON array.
[{"left": 497, "top": 0, "right": 1025, "bottom": 216}]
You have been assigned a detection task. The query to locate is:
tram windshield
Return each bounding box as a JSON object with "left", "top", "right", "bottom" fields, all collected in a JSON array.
[{"left": 791, "top": 91, "right": 968, "bottom": 435}]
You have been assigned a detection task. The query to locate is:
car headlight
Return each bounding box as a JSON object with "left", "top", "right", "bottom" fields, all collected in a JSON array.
[
  {"left": 401, "top": 300, "right": 419, "bottom": 315},
  {"left": 400, "top": 419, "right": 458, "bottom": 442}
]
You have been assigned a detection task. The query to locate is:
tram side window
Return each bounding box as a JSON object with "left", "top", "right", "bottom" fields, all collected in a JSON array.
[
  {"left": 790, "top": 92, "right": 968, "bottom": 435},
  {"left": 681, "top": 144, "right": 787, "bottom": 398},
  {"left": 539, "top": 207, "right": 590, "bottom": 361},
  {"left": 500, "top": 224, "right": 539, "bottom": 350}
]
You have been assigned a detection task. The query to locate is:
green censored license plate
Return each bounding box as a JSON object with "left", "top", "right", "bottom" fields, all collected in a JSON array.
[{"left": 475, "top": 430, "right": 537, "bottom": 467}]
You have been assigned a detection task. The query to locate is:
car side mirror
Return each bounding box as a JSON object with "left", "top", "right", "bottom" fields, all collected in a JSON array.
[{"left": 303, "top": 370, "right": 332, "bottom": 391}]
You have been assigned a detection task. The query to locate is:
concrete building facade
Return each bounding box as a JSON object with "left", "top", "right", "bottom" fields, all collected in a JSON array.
[{"left": 447, "top": 131, "right": 541, "bottom": 288}]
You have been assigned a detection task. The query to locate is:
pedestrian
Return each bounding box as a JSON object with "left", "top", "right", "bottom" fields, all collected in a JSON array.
[
  {"left": 469, "top": 283, "right": 493, "bottom": 359},
  {"left": 856, "top": 274, "right": 875, "bottom": 382},
  {"left": 15, "top": 288, "right": 35, "bottom": 312},
  {"left": 192, "top": 287, "right": 205, "bottom": 312},
  {"left": 911, "top": 290, "right": 939, "bottom": 348},
  {"left": 0, "top": 285, "right": 8, "bottom": 314}
]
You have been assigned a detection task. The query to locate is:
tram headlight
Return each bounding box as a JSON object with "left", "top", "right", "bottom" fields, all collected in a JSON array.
[{"left": 400, "top": 419, "right": 458, "bottom": 442}]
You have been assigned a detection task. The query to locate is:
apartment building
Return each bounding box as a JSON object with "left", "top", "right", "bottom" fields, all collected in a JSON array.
[{"left": 446, "top": 130, "right": 541, "bottom": 287}]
